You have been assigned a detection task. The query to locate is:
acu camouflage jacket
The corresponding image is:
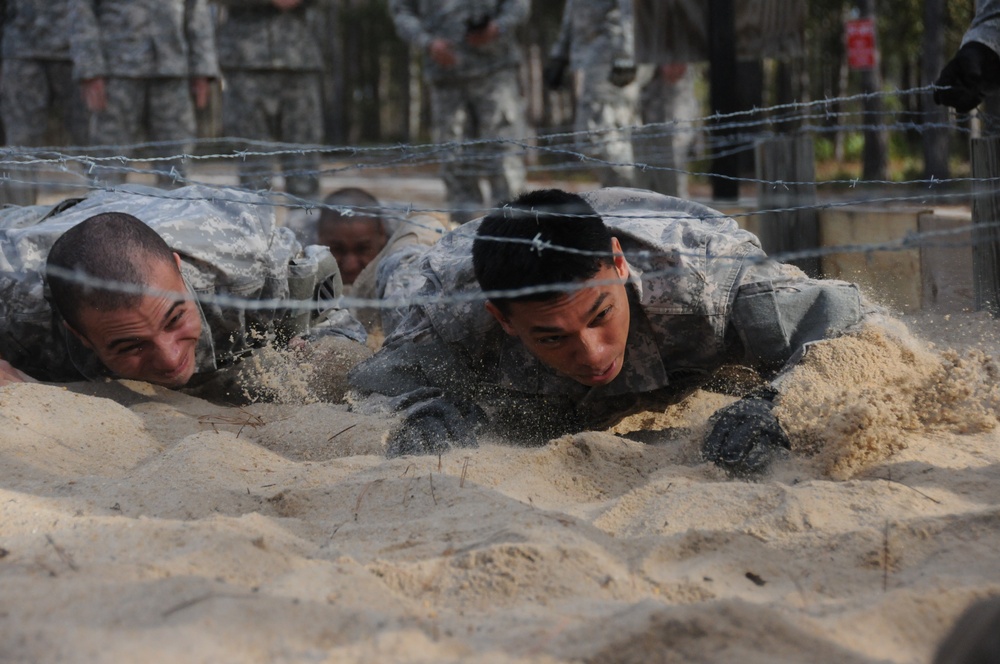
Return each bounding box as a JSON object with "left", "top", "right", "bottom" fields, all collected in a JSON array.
[
  {"left": 350, "top": 187, "right": 814, "bottom": 439},
  {"left": 0, "top": 184, "right": 359, "bottom": 383}
]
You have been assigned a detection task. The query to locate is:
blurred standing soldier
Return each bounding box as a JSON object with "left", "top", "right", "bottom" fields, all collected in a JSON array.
[
  {"left": 67, "top": 0, "right": 219, "bottom": 187},
  {"left": 633, "top": 62, "right": 699, "bottom": 198},
  {"left": 212, "top": 0, "right": 326, "bottom": 200},
  {"left": 388, "top": 0, "right": 529, "bottom": 224},
  {"left": 544, "top": 0, "right": 638, "bottom": 187},
  {"left": 0, "top": 0, "right": 89, "bottom": 205}
]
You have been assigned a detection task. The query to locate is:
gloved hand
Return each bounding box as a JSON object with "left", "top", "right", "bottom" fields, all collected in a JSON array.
[
  {"left": 934, "top": 41, "right": 1000, "bottom": 112},
  {"left": 702, "top": 395, "right": 790, "bottom": 478},
  {"left": 385, "top": 387, "right": 480, "bottom": 457},
  {"left": 543, "top": 56, "right": 569, "bottom": 90},
  {"left": 610, "top": 58, "right": 637, "bottom": 87}
]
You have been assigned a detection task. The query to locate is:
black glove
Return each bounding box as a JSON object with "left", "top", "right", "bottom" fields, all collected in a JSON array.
[
  {"left": 702, "top": 395, "right": 790, "bottom": 478},
  {"left": 934, "top": 41, "right": 1000, "bottom": 112},
  {"left": 385, "top": 387, "right": 480, "bottom": 457},
  {"left": 543, "top": 56, "right": 569, "bottom": 90},
  {"left": 609, "top": 59, "right": 637, "bottom": 87}
]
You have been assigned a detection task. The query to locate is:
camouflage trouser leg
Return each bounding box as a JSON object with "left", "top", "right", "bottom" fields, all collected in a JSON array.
[
  {"left": 430, "top": 68, "right": 527, "bottom": 223},
  {"left": 89, "top": 77, "right": 196, "bottom": 187},
  {"left": 634, "top": 66, "right": 698, "bottom": 198},
  {"left": 575, "top": 63, "right": 638, "bottom": 188},
  {"left": 222, "top": 70, "right": 322, "bottom": 199},
  {"left": 0, "top": 59, "right": 89, "bottom": 204}
]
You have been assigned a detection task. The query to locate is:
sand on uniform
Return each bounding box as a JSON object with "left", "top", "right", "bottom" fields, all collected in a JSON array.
[{"left": 1, "top": 312, "right": 1000, "bottom": 663}]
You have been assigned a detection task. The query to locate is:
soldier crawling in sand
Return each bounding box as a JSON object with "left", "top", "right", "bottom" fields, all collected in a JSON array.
[
  {"left": 0, "top": 184, "right": 370, "bottom": 401},
  {"left": 348, "top": 187, "right": 885, "bottom": 477}
]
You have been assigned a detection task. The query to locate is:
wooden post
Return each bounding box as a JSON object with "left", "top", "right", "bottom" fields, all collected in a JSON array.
[
  {"left": 755, "top": 135, "right": 820, "bottom": 276},
  {"left": 708, "top": 0, "right": 739, "bottom": 201},
  {"left": 970, "top": 137, "right": 1000, "bottom": 314},
  {"left": 856, "top": 0, "right": 887, "bottom": 180}
]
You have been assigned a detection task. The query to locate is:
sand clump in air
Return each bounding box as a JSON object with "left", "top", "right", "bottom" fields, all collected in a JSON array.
[{"left": 775, "top": 321, "right": 1000, "bottom": 479}]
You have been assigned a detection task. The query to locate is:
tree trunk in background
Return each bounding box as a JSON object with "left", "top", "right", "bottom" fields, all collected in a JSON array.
[
  {"left": 708, "top": 0, "right": 740, "bottom": 200},
  {"left": 858, "top": 0, "right": 888, "bottom": 181},
  {"left": 922, "top": 0, "right": 950, "bottom": 179}
]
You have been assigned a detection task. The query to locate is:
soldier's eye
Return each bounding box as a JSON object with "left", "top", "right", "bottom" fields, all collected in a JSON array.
[{"left": 592, "top": 306, "right": 612, "bottom": 323}]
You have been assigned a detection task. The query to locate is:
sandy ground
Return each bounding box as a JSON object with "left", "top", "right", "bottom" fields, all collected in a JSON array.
[
  {"left": 1, "top": 309, "right": 999, "bottom": 664},
  {"left": 7, "top": 168, "right": 1000, "bottom": 662}
]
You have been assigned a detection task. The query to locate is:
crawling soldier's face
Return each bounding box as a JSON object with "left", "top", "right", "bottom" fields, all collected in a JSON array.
[
  {"left": 487, "top": 244, "right": 631, "bottom": 387},
  {"left": 71, "top": 255, "right": 202, "bottom": 388},
  {"left": 319, "top": 217, "right": 387, "bottom": 285}
]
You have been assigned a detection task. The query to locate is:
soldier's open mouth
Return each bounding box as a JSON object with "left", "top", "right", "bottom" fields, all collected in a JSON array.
[{"left": 580, "top": 359, "right": 618, "bottom": 385}]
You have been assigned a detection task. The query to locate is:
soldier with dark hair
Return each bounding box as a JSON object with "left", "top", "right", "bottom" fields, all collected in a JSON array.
[
  {"left": 349, "top": 187, "right": 876, "bottom": 477},
  {"left": 0, "top": 184, "right": 367, "bottom": 398},
  {"left": 316, "top": 188, "right": 389, "bottom": 287}
]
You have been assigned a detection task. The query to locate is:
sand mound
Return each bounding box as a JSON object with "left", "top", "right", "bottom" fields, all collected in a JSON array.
[{"left": 3, "top": 313, "right": 1000, "bottom": 662}]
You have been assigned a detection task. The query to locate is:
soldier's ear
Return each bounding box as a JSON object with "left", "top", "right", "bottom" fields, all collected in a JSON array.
[
  {"left": 485, "top": 300, "right": 517, "bottom": 336},
  {"left": 611, "top": 237, "right": 628, "bottom": 280}
]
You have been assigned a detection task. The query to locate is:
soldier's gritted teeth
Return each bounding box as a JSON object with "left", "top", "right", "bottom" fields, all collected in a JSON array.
[
  {"left": 488, "top": 255, "right": 631, "bottom": 388},
  {"left": 70, "top": 256, "right": 202, "bottom": 388}
]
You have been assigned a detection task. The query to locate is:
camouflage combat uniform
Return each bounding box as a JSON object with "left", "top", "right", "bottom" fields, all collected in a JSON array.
[
  {"left": 388, "top": 0, "right": 529, "bottom": 223},
  {"left": 213, "top": 0, "right": 327, "bottom": 199},
  {"left": 962, "top": 0, "right": 1000, "bottom": 53},
  {"left": 67, "top": 0, "right": 219, "bottom": 186},
  {"left": 550, "top": 0, "right": 638, "bottom": 187},
  {"left": 349, "top": 187, "right": 866, "bottom": 442},
  {"left": 0, "top": 0, "right": 89, "bottom": 205},
  {"left": 0, "top": 184, "right": 363, "bottom": 384},
  {"left": 633, "top": 64, "right": 699, "bottom": 198}
]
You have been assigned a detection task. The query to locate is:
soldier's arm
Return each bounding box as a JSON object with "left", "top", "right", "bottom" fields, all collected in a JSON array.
[
  {"left": 965, "top": 0, "right": 1000, "bottom": 55},
  {"left": 348, "top": 321, "right": 484, "bottom": 457},
  {"left": 730, "top": 276, "right": 866, "bottom": 378},
  {"left": 548, "top": 0, "right": 572, "bottom": 61},
  {"left": 0, "top": 355, "right": 37, "bottom": 386},
  {"left": 492, "top": 0, "right": 530, "bottom": 36},
  {"left": 935, "top": 0, "right": 1000, "bottom": 111},
  {"left": 212, "top": 0, "right": 317, "bottom": 7},
  {"left": 67, "top": 0, "right": 107, "bottom": 81},
  {"left": 387, "top": 0, "right": 434, "bottom": 49},
  {"left": 702, "top": 273, "right": 869, "bottom": 477},
  {"left": 611, "top": 0, "right": 635, "bottom": 62},
  {"left": 185, "top": 0, "right": 221, "bottom": 79},
  {"left": 542, "top": 0, "right": 573, "bottom": 89}
]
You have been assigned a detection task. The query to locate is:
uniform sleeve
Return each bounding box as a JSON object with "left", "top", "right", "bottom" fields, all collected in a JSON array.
[
  {"left": 493, "top": 0, "right": 530, "bottom": 37},
  {"left": 730, "top": 273, "right": 869, "bottom": 378},
  {"left": 67, "top": 0, "right": 106, "bottom": 80},
  {"left": 211, "top": 0, "right": 278, "bottom": 6},
  {"left": 388, "top": 0, "right": 433, "bottom": 50},
  {"left": 186, "top": 0, "right": 220, "bottom": 77},
  {"left": 613, "top": 0, "right": 635, "bottom": 62},
  {"left": 548, "top": 0, "right": 572, "bottom": 61},
  {"left": 964, "top": 0, "right": 1000, "bottom": 54}
]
